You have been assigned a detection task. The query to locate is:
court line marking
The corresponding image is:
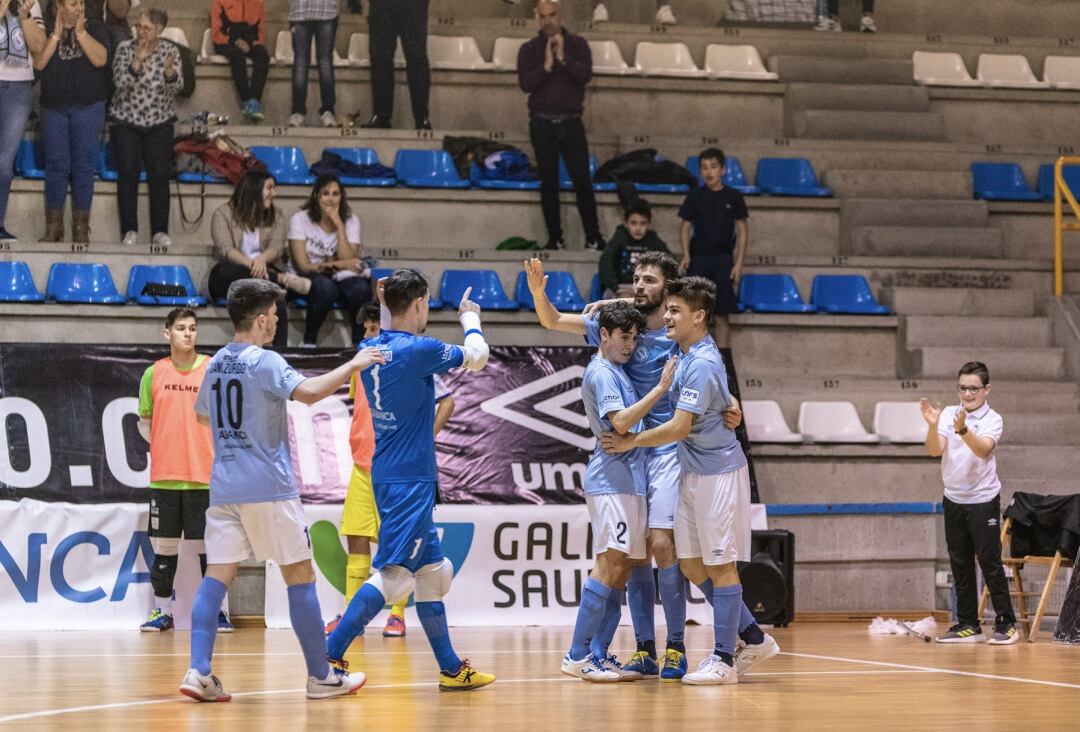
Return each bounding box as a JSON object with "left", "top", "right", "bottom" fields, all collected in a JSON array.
[
  {"left": 0, "top": 647, "right": 723, "bottom": 660},
  {"left": 781, "top": 651, "right": 1080, "bottom": 690}
]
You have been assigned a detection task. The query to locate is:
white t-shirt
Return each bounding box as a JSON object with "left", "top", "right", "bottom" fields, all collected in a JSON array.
[
  {"left": 288, "top": 210, "right": 361, "bottom": 267},
  {"left": 938, "top": 403, "right": 1004, "bottom": 504},
  {"left": 0, "top": 4, "right": 44, "bottom": 83},
  {"left": 240, "top": 229, "right": 261, "bottom": 260}
]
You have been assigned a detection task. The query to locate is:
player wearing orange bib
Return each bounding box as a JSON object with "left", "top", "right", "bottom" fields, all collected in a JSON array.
[{"left": 138, "top": 308, "right": 230, "bottom": 632}]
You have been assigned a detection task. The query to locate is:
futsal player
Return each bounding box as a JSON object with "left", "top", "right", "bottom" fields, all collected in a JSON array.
[
  {"left": 179, "top": 279, "right": 380, "bottom": 702},
  {"left": 562, "top": 301, "right": 675, "bottom": 682},
  {"left": 526, "top": 253, "right": 693, "bottom": 680},
  {"left": 138, "top": 308, "right": 232, "bottom": 633},
  {"left": 602, "top": 277, "right": 778, "bottom": 685},
  {"left": 326, "top": 269, "right": 496, "bottom": 691}
]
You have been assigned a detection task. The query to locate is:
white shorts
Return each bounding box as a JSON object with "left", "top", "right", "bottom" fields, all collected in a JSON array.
[
  {"left": 205, "top": 498, "right": 313, "bottom": 566},
  {"left": 675, "top": 466, "right": 751, "bottom": 566},
  {"left": 645, "top": 448, "right": 681, "bottom": 530},
  {"left": 586, "top": 493, "right": 647, "bottom": 560}
]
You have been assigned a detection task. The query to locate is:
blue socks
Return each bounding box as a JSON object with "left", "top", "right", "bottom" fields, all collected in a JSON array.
[
  {"left": 590, "top": 588, "right": 625, "bottom": 660},
  {"left": 626, "top": 566, "right": 656, "bottom": 648},
  {"left": 712, "top": 584, "right": 743, "bottom": 662},
  {"left": 327, "top": 581, "right": 385, "bottom": 661},
  {"left": 570, "top": 578, "right": 614, "bottom": 660},
  {"left": 190, "top": 576, "right": 227, "bottom": 676},
  {"left": 698, "top": 578, "right": 764, "bottom": 644},
  {"left": 417, "top": 601, "right": 462, "bottom": 674},
  {"left": 658, "top": 564, "right": 686, "bottom": 649},
  {"left": 287, "top": 582, "right": 331, "bottom": 680}
]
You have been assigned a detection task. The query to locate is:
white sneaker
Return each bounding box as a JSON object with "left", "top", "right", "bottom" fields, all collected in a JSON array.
[
  {"left": 655, "top": 4, "right": 676, "bottom": 25},
  {"left": 860, "top": 13, "right": 877, "bottom": 33},
  {"left": 297, "top": 341, "right": 318, "bottom": 349},
  {"left": 592, "top": 3, "right": 609, "bottom": 23},
  {"left": 152, "top": 232, "right": 172, "bottom": 248},
  {"left": 306, "top": 665, "right": 367, "bottom": 699},
  {"left": 121, "top": 231, "right": 138, "bottom": 246},
  {"left": 179, "top": 668, "right": 232, "bottom": 702},
  {"left": 814, "top": 17, "right": 841, "bottom": 31},
  {"left": 561, "top": 652, "right": 621, "bottom": 682},
  {"left": 279, "top": 271, "right": 312, "bottom": 296},
  {"left": 321, "top": 111, "right": 337, "bottom": 128},
  {"left": 734, "top": 633, "right": 780, "bottom": 677},
  {"left": 602, "top": 654, "right": 643, "bottom": 681},
  {"left": 288, "top": 113, "right": 305, "bottom": 127},
  {"left": 683, "top": 654, "right": 738, "bottom": 686}
]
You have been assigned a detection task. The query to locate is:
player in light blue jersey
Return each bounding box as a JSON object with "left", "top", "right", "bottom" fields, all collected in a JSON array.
[
  {"left": 179, "top": 279, "right": 383, "bottom": 703},
  {"left": 526, "top": 252, "right": 694, "bottom": 680},
  {"left": 326, "top": 269, "right": 496, "bottom": 691},
  {"left": 562, "top": 301, "right": 676, "bottom": 683},
  {"left": 602, "top": 277, "right": 779, "bottom": 686}
]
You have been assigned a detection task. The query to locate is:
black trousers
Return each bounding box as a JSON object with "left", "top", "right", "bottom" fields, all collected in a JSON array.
[
  {"left": 208, "top": 260, "right": 288, "bottom": 350},
  {"left": 215, "top": 43, "right": 271, "bottom": 103},
  {"left": 111, "top": 122, "right": 173, "bottom": 236},
  {"left": 368, "top": 0, "right": 430, "bottom": 122},
  {"left": 529, "top": 114, "right": 600, "bottom": 242},
  {"left": 302, "top": 273, "right": 372, "bottom": 345},
  {"left": 944, "top": 495, "right": 1016, "bottom": 627}
]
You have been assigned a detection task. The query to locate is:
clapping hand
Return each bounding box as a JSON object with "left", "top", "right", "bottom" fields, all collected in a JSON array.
[
  {"left": 552, "top": 32, "right": 565, "bottom": 62},
  {"left": 919, "top": 398, "right": 942, "bottom": 426},
  {"left": 953, "top": 406, "right": 967, "bottom": 434},
  {"left": 164, "top": 53, "right": 177, "bottom": 79}
]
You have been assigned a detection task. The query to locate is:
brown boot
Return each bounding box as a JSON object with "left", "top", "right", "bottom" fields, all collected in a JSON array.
[
  {"left": 39, "top": 209, "right": 64, "bottom": 242},
  {"left": 72, "top": 210, "right": 91, "bottom": 244}
]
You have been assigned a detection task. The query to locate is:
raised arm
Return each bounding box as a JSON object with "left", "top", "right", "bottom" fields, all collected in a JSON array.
[
  {"left": 457, "top": 287, "right": 490, "bottom": 372},
  {"left": 524, "top": 258, "right": 588, "bottom": 335}
]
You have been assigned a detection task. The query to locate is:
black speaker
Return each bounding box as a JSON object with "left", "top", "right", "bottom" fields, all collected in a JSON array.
[{"left": 737, "top": 530, "right": 795, "bottom": 627}]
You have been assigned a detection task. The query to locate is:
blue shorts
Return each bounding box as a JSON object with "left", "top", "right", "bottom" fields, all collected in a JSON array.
[{"left": 372, "top": 480, "right": 445, "bottom": 572}]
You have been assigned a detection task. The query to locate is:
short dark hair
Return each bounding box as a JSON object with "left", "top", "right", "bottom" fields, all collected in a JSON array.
[
  {"left": 165, "top": 307, "right": 197, "bottom": 329},
  {"left": 699, "top": 147, "right": 726, "bottom": 167},
  {"left": 598, "top": 300, "right": 646, "bottom": 336},
  {"left": 635, "top": 251, "right": 679, "bottom": 283},
  {"left": 958, "top": 361, "right": 990, "bottom": 386},
  {"left": 383, "top": 269, "right": 429, "bottom": 316},
  {"left": 666, "top": 276, "right": 716, "bottom": 315},
  {"left": 624, "top": 200, "right": 652, "bottom": 221},
  {"left": 359, "top": 301, "right": 381, "bottom": 325},
  {"left": 226, "top": 278, "right": 284, "bottom": 330}
]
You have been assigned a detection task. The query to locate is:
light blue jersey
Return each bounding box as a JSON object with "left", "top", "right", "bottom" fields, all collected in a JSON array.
[
  {"left": 585, "top": 314, "right": 678, "bottom": 454},
  {"left": 672, "top": 335, "right": 747, "bottom": 476},
  {"left": 581, "top": 355, "right": 646, "bottom": 497},
  {"left": 194, "top": 343, "right": 307, "bottom": 506}
]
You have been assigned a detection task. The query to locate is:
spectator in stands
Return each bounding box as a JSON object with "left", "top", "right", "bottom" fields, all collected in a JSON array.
[
  {"left": 360, "top": 0, "right": 431, "bottom": 130},
  {"left": 0, "top": 0, "right": 46, "bottom": 242},
  {"left": 816, "top": 0, "right": 875, "bottom": 32},
  {"left": 517, "top": 0, "right": 605, "bottom": 252},
  {"left": 288, "top": 175, "right": 372, "bottom": 347},
  {"left": 85, "top": 0, "right": 135, "bottom": 50},
  {"left": 598, "top": 200, "right": 671, "bottom": 298},
  {"left": 678, "top": 147, "right": 748, "bottom": 348},
  {"left": 287, "top": 0, "right": 339, "bottom": 128},
  {"left": 592, "top": 1, "right": 676, "bottom": 25},
  {"left": 210, "top": 170, "right": 311, "bottom": 350},
  {"left": 110, "top": 7, "right": 182, "bottom": 248},
  {"left": 211, "top": 0, "right": 269, "bottom": 122},
  {"left": 35, "top": 0, "right": 109, "bottom": 244}
]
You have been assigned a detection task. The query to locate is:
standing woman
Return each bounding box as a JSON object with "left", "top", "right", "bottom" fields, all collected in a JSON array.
[
  {"left": 34, "top": 0, "right": 109, "bottom": 243},
  {"left": 287, "top": 0, "right": 339, "bottom": 128},
  {"left": 0, "top": 0, "right": 46, "bottom": 242},
  {"left": 110, "top": 7, "right": 182, "bottom": 248}
]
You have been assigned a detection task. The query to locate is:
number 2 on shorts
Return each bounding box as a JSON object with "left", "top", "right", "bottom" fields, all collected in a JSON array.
[{"left": 616, "top": 521, "right": 627, "bottom": 544}]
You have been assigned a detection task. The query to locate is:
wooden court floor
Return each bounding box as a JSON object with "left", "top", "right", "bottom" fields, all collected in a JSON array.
[{"left": 1, "top": 622, "right": 1078, "bottom": 730}]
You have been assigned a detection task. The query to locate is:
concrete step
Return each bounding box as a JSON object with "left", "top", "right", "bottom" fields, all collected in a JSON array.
[
  {"left": 755, "top": 458, "right": 941, "bottom": 504},
  {"left": 822, "top": 169, "right": 971, "bottom": 200},
  {"left": 883, "top": 287, "right": 1037, "bottom": 317},
  {"left": 908, "top": 346, "right": 1066, "bottom": 380},
  {"left": 903, "top": 316, "right": 1052, "bottom": 348},
  {"left": 840, "top": 198, "right": 990, "bottom": 233},
  {"left": 768, "top": 55, "right": 915, "bottom": 85},
  {"left": 792, "top": 110, "right": 945, "bottom": 142},
  {"left": 1006, "top": 414, "right": 1080, "bottom": 446},
  {"left": 996, "top": 446, "right": 1080, "bottom": 481},
  {"left": 785, "top": 83, "right": 931, "bottom": 114},
  {"left": 849, "top": 226, "right": 1004, "bottom": 258}
]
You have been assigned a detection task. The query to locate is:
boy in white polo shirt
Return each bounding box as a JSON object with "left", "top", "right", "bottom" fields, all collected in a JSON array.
[{"left": 920, "top": 361, "right": 1018, "bottom": 645}]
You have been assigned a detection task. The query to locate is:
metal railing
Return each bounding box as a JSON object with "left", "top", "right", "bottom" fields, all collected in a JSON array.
[{"left": 1053, "top": 156, "right": 1080, "bottom": 296}]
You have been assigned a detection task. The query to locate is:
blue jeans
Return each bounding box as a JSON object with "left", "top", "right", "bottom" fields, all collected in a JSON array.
[
  {"left": 0, "top": 81, "right": 33, "bottom": 226},
  {"left": 41, "top": 102, "right": 107, "bottom": 212},
  {"left": 291, "top": 19, "right": 337, "bottom": 115}
]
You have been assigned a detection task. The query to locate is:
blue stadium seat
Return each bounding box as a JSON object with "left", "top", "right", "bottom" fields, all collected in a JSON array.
[
  {"left": 589, "top": 272, "right": 604, "bottom": 302},
  {"left": 514, "top": 270, "right": 586, "bottom": 311},
  {"left": 686, "top": 155, "right": 761, "bottom": 195},
  {"left": 321, "top": 147, "right": 397, "bottom": 187},
  {"left": 394, "top": 149, "right": 470, "bottom": 189},
  {"left": 177, "top": 165, "right": 227, "bottom": 184},
  {"left": 559, "top": 155, "right": 616, "bottom": 192},
  {"left": 1037, "top": 163, "right": 1080, "bottom": 202},
  {"left": 439, "top": 270, "right": 518, "bottom": 309},
  {"left": 0, "top": 261, "right": 45, "bottom": 302},
  {"left": 809, "top": 275, "right": 890, "bottom": 315},
  {"left": 46, "top": 263, "right": 127, "bottom": 304},
  {"left": 971, "top": 162, "right": 1042, "bottom": 201},
  {"left": 97, "top": 142, "right": 146, "bottom": 182},
  {"left": 126, "top": 265, "right": 207, "bottom": 306},
  {"left": 214, "top": 297, "right": 227, "bottom": 307},
  {"left": 739, "top": 273, "right": 816, "bottom": 313},
  {"left": 469, "top": 162, "right": 541, "bottom": 190},
  {"left": 249, "top": 146, "right": 316, "bottom": 186},
  {"left": 14, "top": 140, "right": 45, "bottom": 179},
  {"left": 755, "top": 158, "right": 831, "bottom": 197}
]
